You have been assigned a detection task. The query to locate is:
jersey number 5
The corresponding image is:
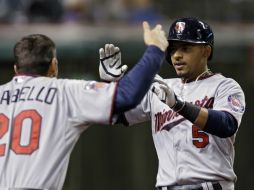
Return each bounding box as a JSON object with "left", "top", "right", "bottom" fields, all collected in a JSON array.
[
  {"left": 0, "top": 110, "right": 42, "bottom": 156},
  {"left": 192, "top": 125, "right": 209, "bottom": 148}
]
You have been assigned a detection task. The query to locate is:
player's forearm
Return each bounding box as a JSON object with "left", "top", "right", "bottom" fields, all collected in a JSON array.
[
  {"left": 114, "top": 45, "right": 165, "bottom": 114},
  {"left": 172, "top": 99, "right": 238, "bottom": 138},
  {"left": 193, "top": 107, "right": 208, "bottom": 128}
]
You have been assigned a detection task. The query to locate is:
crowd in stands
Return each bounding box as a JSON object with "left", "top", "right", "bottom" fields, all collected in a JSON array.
[{"left": 0, "top": 0, "right": 162, "bottom": 24}]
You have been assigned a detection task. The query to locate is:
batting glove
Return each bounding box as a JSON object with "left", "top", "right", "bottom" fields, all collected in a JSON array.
[
  {"left": 152, "top": 75, "right": 176, "bottom": 108},
  {"left": 152, "top": 75, "right": 167, "bottom": 103},
  {"left": 99, "top": 44, "right": 128, "bottom": 82}
]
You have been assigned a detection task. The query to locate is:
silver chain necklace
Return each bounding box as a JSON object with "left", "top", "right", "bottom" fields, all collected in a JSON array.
[{"left": 179, "top": 69, "right": 212, "bottom": 100}]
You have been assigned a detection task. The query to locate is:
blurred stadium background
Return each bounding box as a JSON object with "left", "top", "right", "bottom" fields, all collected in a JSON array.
[{"left": 0, "top": 0, "right": 253, "bottom": 189}]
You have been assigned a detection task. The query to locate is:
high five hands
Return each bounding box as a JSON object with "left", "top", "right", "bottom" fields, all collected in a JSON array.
[{"left": 99, "top": 21, "right": 168, "bottom": 82}]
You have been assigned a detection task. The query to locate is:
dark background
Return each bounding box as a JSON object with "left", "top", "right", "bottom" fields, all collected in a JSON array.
[{"left": 0, "top": 0, "right": 253, "bottom": 189}]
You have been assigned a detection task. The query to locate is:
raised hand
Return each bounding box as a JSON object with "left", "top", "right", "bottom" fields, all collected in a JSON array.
[
  {"left": 143, "top": 21, "right": 169, "bottom": 52},
  {"left": 99, "top": 44, "right": 128, "bottom": 82}
]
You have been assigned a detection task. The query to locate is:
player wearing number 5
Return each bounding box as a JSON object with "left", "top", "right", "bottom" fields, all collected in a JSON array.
[
  {"left": 0, "top": 21, "right": 168, "bottom": 190},
  {"left": 100, "top": 18, "right": 245, "bottom": 190}
]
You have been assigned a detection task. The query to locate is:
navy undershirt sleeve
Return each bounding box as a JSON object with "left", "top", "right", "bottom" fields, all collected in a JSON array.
[
  {"left": 114, "top": 45, "right": 165, "bottom": 114},
  {"left": 204, "top": 109, "right": 238, "bottom": 138}
]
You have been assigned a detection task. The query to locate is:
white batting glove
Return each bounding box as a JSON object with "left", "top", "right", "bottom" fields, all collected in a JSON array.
[
  {"left": 99, "top": 44, "right": 128, "bottom": 82},
  {"left": 152, "top": 76, "right": 176, "bottom": 108},
  {"left": 152, "top": 75, "right": 167, "bottom": 103}
]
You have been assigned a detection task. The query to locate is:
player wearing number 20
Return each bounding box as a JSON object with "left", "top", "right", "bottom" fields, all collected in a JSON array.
[
  {"left": 100, "top": 18, "right": 246, "bottom": 190},
  {"left": 0, "top": 21, "right": 168, "bottom": 190}
]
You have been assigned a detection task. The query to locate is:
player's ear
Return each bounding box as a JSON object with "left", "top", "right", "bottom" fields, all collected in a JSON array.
[
  {"left": 14, "top": 64, "right": 18, "bottom": 74},
  {"left": 203, "top": 45, "right": 212, "bottom": 60},
  {"left": 47, "top": 58, "right": 58, "bottom": 78}
]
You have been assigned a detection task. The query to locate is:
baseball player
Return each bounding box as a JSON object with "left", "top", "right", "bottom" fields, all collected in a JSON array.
[
  {"left": 99, "top": 18, "right": 246, "bottom": 190},
  {"left": 0, "top": 21, "right": 168, "bottom": 190}
]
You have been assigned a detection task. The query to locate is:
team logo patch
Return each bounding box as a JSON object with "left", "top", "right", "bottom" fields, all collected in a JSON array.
[
  {"left": 228, "top": 95, "right": 245, "bottom": 113},
  {"left": 175, "top": 22, "right": 185, "bottom": 33},
  {"left": 84, "top": 81, "right": 106, "bottom": 90}
]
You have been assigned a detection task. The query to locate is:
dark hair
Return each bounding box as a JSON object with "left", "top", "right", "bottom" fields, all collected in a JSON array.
[{"left": 14, "top": 34, "right": 56, "bottom": 75}]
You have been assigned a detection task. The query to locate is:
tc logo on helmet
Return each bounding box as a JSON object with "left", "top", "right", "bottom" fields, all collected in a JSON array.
[{"left": 175, "top": 22, "right": 185, "bottom": 34}]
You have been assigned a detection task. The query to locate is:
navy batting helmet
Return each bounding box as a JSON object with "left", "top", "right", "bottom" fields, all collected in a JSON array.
[{"left": 166, "top": 17, "right": 214, "bottom": 64}]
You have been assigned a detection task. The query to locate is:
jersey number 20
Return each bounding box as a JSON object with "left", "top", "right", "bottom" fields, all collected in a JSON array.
[{"left": 0, "top": 110, "right": 42, "bottom": 156}]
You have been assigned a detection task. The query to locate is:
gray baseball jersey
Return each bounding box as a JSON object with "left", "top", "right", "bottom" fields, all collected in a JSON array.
[
  {"left": 0, "top": 75, "right": 116, "bottom": 190},
  {"left": 124, "top": 73, "right": 245, "bottom": 190}
]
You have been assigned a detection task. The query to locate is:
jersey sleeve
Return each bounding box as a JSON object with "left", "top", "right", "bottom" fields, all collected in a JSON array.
[
  {"left": 123, "top": 91, "right": 152, "bottom": 126},
  {"left": 63, "top": 79, "right": 117, "bottom": 125},
  {"left": 213, "top": 78, "right": 245, "bottom": 127}
]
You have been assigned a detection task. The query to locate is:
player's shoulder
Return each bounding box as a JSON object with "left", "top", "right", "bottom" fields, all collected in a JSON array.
[
  {"left": 51, "top": 78, "right": 88, "bottom": 91},
  {"left": 211, "top": 73, "right": 241, "bottom": 86},
  {"left": 0, "top": 79, "right": 12, "bottom": 88},
  {"left": 56, "top": 78, "right": 115, "bottom": 92},
  {"left": 55, "top": 78, "right": 84, "bottom": 85},
  {"left": 14, "top": 77, "right": 86, "bottom": 90},
  {"left": 210, "top": 73, "right": 244, "bottom": 94}
]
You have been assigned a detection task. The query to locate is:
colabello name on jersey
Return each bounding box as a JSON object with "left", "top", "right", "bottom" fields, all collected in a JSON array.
[{"left": 0, "top": 86, "right": 57, "bottom": 105}]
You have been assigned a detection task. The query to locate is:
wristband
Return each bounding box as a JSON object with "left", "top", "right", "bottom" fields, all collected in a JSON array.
[
  {"left": 172, "top": 98, "right": 201, "bottom": 123},
  {"left": 171, "top": 97, "right": 185, "bottom": 112}
]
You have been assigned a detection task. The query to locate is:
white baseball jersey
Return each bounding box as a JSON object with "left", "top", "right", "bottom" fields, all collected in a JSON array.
[
  {"left": 0, "top": 75, "right": 117, "bottom": 190},
  {"left": 124, "top": 73, "right": 245, "bottom": 189}
]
